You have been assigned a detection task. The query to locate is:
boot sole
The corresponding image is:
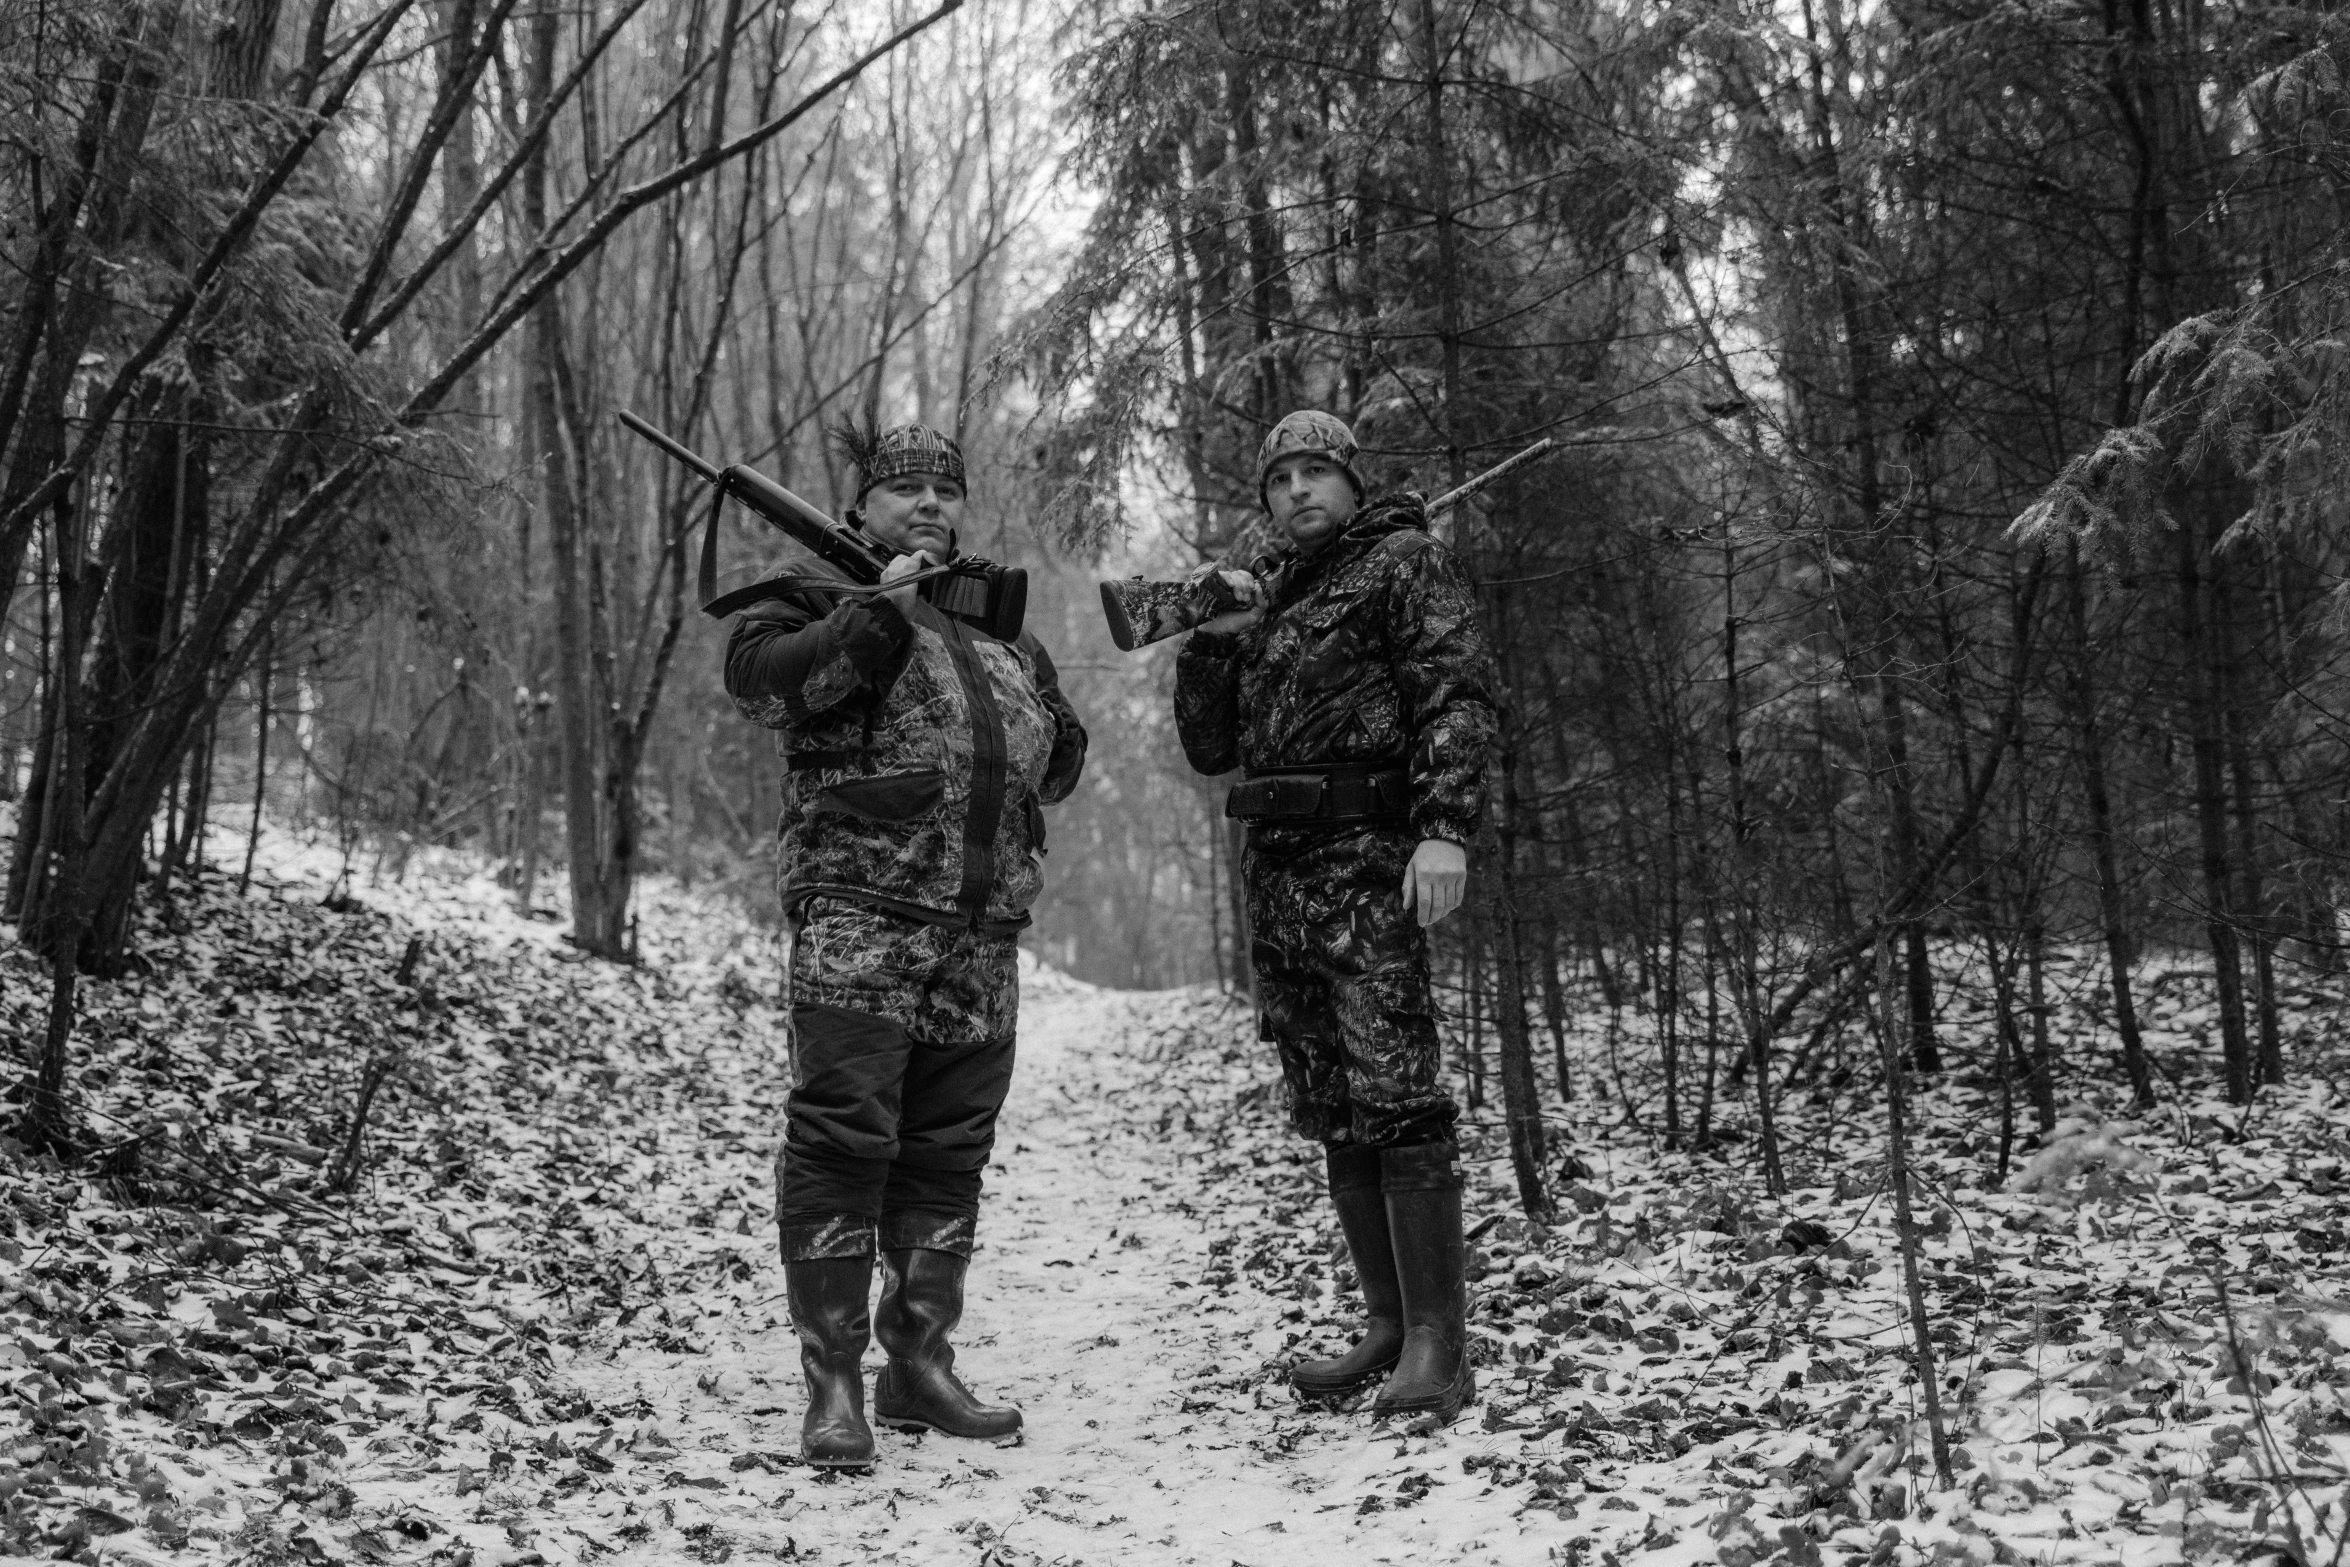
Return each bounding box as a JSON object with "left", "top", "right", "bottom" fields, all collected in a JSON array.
[
  {"left": 1289, "top": 1355, "right": 1401, "bottom": 1398},
  {"left": 1373, "top": 1363, "right": 1476, "bottom": 1423},
  {"left": 803, "top": 1450, "right": 876, "bottom": 1470},
  {"left": 874, "top": 1411, "right": 1022, "bottom": 1439}
]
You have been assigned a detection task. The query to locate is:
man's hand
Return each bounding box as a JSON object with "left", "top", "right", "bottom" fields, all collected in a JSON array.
[
  {"left": 1194, "top": 570, "right": 1265, "bottom": 637},
  {"left": 1402, "top": 838, "right": 1468, "bottom": 927},
  {"left": 881, "top": 550, "right": 939, "bottom": 611}
]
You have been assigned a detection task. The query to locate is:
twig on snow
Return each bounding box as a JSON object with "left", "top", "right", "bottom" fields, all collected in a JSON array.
[{"left": 329, "top": 936, "right": 425, "bottom": 1194}]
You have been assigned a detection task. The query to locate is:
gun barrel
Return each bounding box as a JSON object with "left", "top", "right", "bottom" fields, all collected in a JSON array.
[
  {"left": 1096, "top": 437, "right": 1561, "bottom": 654},
  {"left": 1429, "top": 437, "right": 1559, "bottom": 515},
  {"left": 618, "top": 409, "right": 724, "bottom": 484},
  {"left": 723, "top": 464, "right": 887, "bottom": 585}
]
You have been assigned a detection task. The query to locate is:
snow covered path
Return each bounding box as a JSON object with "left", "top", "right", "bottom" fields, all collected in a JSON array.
[{"left": 550, "top": 967, "right": 1573, "bottom": 1566}]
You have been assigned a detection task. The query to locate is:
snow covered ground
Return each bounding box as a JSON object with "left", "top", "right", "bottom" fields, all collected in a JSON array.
[
  {"left": 4, "top": 829, "right": 2348, "bottom": 1566},
  {"left": 531, "top": 969, "right": 1578, "bottom": 1566}
]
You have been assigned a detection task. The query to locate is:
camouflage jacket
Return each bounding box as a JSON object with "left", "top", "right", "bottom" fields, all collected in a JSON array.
[
  {"left": 726, "top": 590, "right": 1087, "bottom": 929},
  {"left": 1173, "top": 495, "right": 1496, "bottom": 847}
]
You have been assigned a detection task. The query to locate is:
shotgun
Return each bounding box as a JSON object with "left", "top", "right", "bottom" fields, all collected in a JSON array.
[
  {"left": 619, "top": 410, "right": 1028, "bottom": 641},
  {"left": 1097, "top": 438, "right": 1559, "bottom": 652}
]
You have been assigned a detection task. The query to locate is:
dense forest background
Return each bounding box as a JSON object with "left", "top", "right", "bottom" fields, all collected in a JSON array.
[{"left": 7, "top": 0, "right": 2350, "bottom": 1213}]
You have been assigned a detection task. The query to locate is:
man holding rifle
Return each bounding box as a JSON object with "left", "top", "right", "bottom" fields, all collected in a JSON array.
[
  {"left": 725, "top": 421, "right": 1087, "bottom": 1468},
  {"left": 1174, "top": 410, "right": 1498, "bottom": 1425}
]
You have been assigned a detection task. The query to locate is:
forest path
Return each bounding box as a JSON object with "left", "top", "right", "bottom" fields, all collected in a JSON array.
[
  {"left": 552, "top": 969, "right": 1570, "bottom": 1566},
  {"left": 16, "top": 843, "right": 2332, "bottom": 1567}
]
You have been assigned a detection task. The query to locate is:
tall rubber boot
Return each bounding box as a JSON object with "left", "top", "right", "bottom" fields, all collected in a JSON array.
[
  {"left": 1291, "top": 1143, "right": 1403, "bottom": 1397},
  {"left": 785, "top": 1256, "right": 876, "bottom": 1467},
  {"left": 1372, "top": 1141, "right": 1475, "bottom": 1422},
  {"left": 871, "top": 1249, "right": 1023, "bottom": 1439}
]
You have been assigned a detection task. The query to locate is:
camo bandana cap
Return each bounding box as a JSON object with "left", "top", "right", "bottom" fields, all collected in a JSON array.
[
  {"left": 853, "top": 423, "right": 967, "bottom": 501},
  {"left": 1257, "top": 410, "right": 1366, "bottom": 507}
]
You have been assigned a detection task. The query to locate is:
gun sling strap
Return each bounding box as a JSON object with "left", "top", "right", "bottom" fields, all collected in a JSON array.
[
  {"left": 695, "top": 475, "right": 830, "bottom": 619},
  {"left": 697, "top": 476, "right": 962, "bottom": 620},
  {"left": 1226, "top": 761, "right": 1410, "bottom": 825}
]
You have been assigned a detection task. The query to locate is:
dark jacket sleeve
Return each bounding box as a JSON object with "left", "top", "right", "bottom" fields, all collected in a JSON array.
[
  {"left": 1020, "top": 634, "right": 1090, "bottom": 804},
  {"left": 1382, "top": 537, "right": 1497, "bottom": 845},
  {"left": 1173, "top": 627, "right": 1249, "bottom": 775},
  {"left": 724, "top": 591, "right": 913, "bottom": 729}
]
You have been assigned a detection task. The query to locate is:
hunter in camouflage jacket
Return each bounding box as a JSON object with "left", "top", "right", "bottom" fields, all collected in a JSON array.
[
  {"left": 727, "top": 588, "right": 1087, "bottom": 930},
  {"left": 1173, "top": 493, "right": 1497, "bottom": 852}
]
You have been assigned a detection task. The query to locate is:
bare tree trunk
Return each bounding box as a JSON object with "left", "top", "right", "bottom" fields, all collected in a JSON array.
[
  {"left": 2024, "top": 918, "right": 2057, "bottom": 1133},
  {"left": 1871, "top": 929, "right": 1953, "bottom": 1486},
  {"left": 1415, "top": 0, "right": 1467, "bottom": 491},
  {"left": 240, "top": 634, "right": 272, "bottom": 895},
  {"left": 1798, "top": 0, "right": 1937, "bottom": 1076},
  {"left": 2220, "top": 576, "right": 2284, "bottom": 1088},
  {"left": 2063, "top": 554, "right": 2155, "bottom": 1105},
  {"left": 0, "top": 3, "right": 180, "bottom": 631},
  {"left": 2176, "top": 500, "right": 2253, "bottom": 1102},
  {"left": 1490, "top": 604, "right": 1551, "bottom": 1220},
  {"left": 536, "top": 304, "right": 619, "bottom": 952},
  {"left": 1881, "top": 680, "right": 1940, "bottom": 1075},
  {"left": 1659, "top": 727, "right": 1684, "bottom": 1148},
  {"left": 1461, "top": 920, "right": 1487, "bottom": 1112},
  {"left": 522, "top": 3, "right": 624, "bottom": 959},
  {"left": 1537, "top": 897, "right": 1570, "bottom": 1104},
  {"left": 26, "top": 498, "right": 92, "bottom": 1151},
  {"left": 514, "top": 699, "right": 548, "bottom": 915}
]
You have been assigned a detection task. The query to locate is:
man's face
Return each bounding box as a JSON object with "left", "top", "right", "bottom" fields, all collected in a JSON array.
[
  {"left": 1265, "top": 454, "right": 1359, "bottom": 551},
  {"left": 859, "top": 471, "right": 966, "bottom": 558}
]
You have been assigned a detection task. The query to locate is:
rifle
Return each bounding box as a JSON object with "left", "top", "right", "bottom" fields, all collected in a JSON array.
[
  {"left": 620, "top": 410, "right": 1028, "bottom": 642},
  {"left": 1097, "top": 438, "right": 1560, "bottom": 652}
]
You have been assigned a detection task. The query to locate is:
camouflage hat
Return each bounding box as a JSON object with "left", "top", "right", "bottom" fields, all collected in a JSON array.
[
  {"left": 833, "top": 420, "right": 967, "bottom": 502},
  {"left": 1257, "top": 410, "right": 1365, "bottom": 506}
]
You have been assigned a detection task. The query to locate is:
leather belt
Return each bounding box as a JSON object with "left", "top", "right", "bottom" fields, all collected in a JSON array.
[{"left": 1226, "top": 762, "right": 1410, "bottom": 824}]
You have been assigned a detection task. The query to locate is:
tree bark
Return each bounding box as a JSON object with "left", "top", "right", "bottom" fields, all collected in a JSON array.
[
  {"left": 2063, "top": 553, "right": 2155, "bottom": 1105},
  {"left": 1872, "top": 929, "right": 1953, "bottom": 1485},
  {"left": 2218, "top": 558, "right": 2284, "bottom": 1088},
  {"left": 1490, "top": 598, "right": 1552, "bottom": 1221},
  {"left": 2175, "top": 499, "right": 2253, "bottom": 1102},
  {"left": 0, "top": 1, "right": 180, "bottom": 634},
  {"left": 1416, "top": 0, "right": 1467, "bottom": 491},
  {"left": 524, "top": 11, "right": 623, "bottom": 959},
  {"left": 25, "top": 496, "right": 92, "bottom": 1151}
]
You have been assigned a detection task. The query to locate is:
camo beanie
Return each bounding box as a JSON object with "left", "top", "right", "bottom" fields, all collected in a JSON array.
[
  {"left": 829, "top": 418, "right": 968, "bottom": 504},
  {"left": 1256, "top": 410, "right": 1366, "bottom": 507}
]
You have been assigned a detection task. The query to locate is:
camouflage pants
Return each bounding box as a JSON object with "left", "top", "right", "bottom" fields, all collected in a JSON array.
[
  {"left": 1244, "top": 827, "right": 1457, "bottom": 1148},
  {"left": 775, "top": 900, "right": 1020, "bottom": 1261},
  {"left": 788, "top": 900, "right": 1020, "bottom": 1044}
]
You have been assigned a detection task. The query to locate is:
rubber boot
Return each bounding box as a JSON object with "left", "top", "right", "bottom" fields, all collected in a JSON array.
[
  {"left": 1372, "top": 1142, "right": 1475, "bottom": 1422},
  {"left": 785, "top": 1256, "right": 876, "bottom": 1467},
  {"left": 871, "top": 1249, "right": 1023, "bottom": 1439},
  {"left": 1291, "top": 1144, "right": 1403, "bottom": 1397}
]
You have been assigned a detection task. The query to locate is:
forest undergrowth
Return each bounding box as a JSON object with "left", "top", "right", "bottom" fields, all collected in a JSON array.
[
  {"left": 0, "top": 833, "right": 2346, "bottom": 1566},
  {"left": 0, "top": 832, "right": 791, "bottom": 1564},
  {"left": 1146, "top": 962, "right": 2350, "bottom": 1567}
]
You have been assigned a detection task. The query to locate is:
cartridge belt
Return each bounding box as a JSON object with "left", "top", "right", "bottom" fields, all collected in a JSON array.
[{"left": 1226, "top": 762, "right": 1410, "bottom": 825}]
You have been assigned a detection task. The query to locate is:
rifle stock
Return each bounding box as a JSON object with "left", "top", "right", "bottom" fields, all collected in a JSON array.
[{"left": 1099, "top": 570, "right": 1254, "bottom": 654}]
